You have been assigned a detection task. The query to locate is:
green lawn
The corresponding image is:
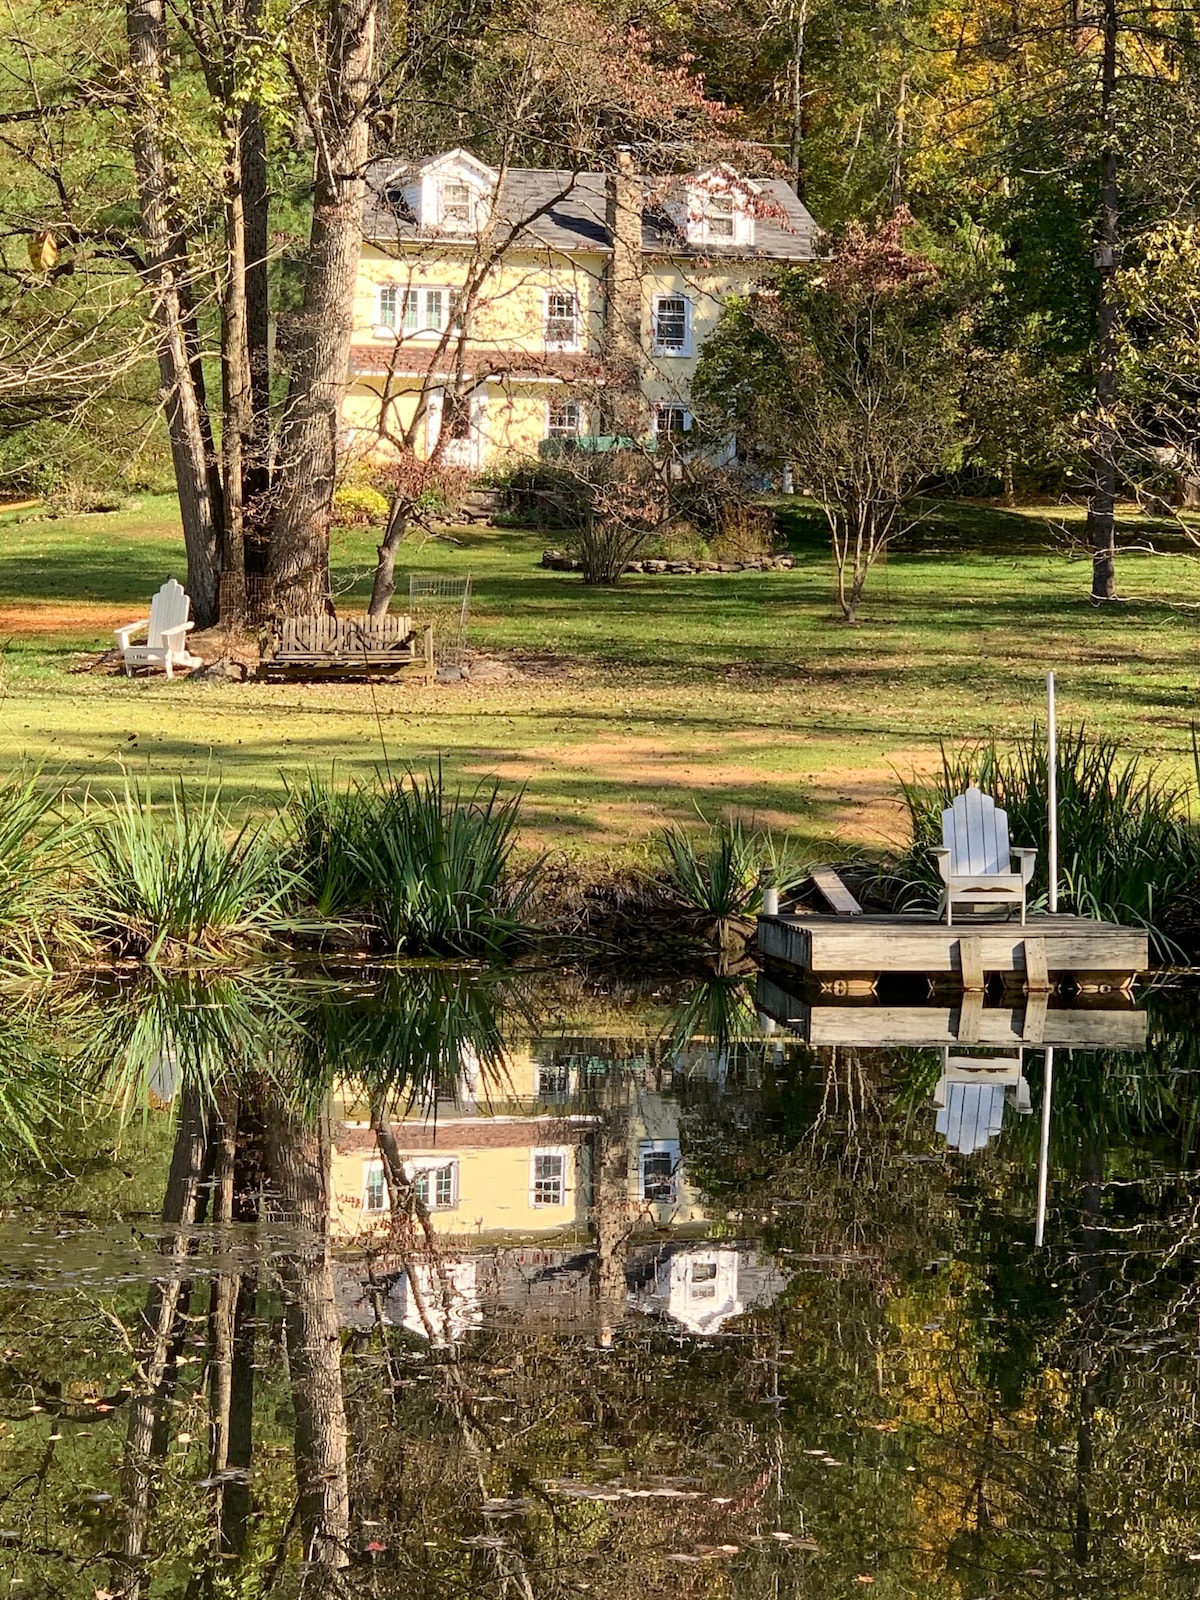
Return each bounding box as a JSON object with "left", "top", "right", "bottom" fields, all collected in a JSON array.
[{"left": 1, "top": 493, "right": 1197, "bottom": 860}]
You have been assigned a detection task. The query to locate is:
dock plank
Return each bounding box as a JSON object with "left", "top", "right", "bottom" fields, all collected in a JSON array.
[{"left": 809, "top": 865, "right": 863, "bottom": 917}]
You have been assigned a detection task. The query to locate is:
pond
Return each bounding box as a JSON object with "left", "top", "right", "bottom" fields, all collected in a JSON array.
[{"left": 0, "top": 967, "right": 1197, "bottom": 1598}]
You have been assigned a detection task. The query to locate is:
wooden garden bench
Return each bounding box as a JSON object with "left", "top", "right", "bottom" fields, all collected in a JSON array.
[{"left": 259, "top": 613, "right": 435, "bottom": 680}]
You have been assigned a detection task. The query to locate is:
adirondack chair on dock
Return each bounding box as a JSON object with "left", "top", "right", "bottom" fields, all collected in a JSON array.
[
  {"left": 933, "top": 1049, "right": 1032, "bottom": 1154},
  {"left": 114, "top": 578, "right": 201, "bottom": 678},
  {"left": 259, "top": 612, "right": 435, "bottom": 680},
  {"left": 935, "top": 785, "right": 1037, "bottom": 925}
]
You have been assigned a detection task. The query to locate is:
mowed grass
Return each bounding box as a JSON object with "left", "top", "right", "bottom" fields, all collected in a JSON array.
[{"left": 1, "top": 493, "right": 1197, "bottom": 860}]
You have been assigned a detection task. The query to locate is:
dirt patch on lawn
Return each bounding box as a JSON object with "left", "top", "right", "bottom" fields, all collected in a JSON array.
[
  {"left": 0, "top": 602, "right": 136, "bottom": 637},
  {"left": 805, "top": 748, "right": 941, "bottom": 852}
]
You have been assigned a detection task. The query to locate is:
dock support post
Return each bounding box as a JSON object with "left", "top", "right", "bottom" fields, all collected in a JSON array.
[
  {"left": 957, "top": 935, "right": 984, "bottom": 991},
  {"left": 1023, "top": 937, "right": 1051, "bottom": 993}
]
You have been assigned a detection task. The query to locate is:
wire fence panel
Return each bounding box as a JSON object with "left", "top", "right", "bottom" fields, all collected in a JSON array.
[{"left": 408, "top": 574, "right": 472, "bottom": 666}]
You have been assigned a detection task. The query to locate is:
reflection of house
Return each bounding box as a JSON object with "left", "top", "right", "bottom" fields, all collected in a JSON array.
[
  {"left": 933, "top": 1051, "right": 1032, "bottom": 1155},
  {"left": 334, "top": 1241, "right": 788, "bottom": 1342},
  {"left": 331, "top": 1041, "right": 709, "bottom": 1241}
]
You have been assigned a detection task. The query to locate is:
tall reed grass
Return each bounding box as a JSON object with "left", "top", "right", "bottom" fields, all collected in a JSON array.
[
  {"left": 83, "top": 777, "right": 300, "bottom": 960},
  {"left": 0, "top": 766, "right": 85, "bottom": 968},
  {"left": 657, "top": 817, "right": 808, "bottom": 948},
  {"left": 894, "top": 728, "right": 1200, "bottom": 959},
  {"left": 288, "top": 765, "right": 540, "bottom": 956}
]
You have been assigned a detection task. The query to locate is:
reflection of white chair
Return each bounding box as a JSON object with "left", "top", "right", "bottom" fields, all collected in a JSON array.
[
  {"left": 935, "top": 786, "right": 1036, "bottom": 925},
  {"left": 114, "top": 578, "right": 202, "bottom": 678},
  {"left": 933, "top": 1050, "right": 1032, "bottom": 1154}
]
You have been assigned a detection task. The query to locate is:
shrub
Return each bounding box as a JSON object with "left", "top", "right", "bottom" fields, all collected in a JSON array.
[
  {"left": 657, "top": 817, "right": 809, "bottom": 950},
  {"left": 332, "top": 483, "right": 390, "bottom": 527},
  {"left": 82, "top": 777, "right": 300, "bottom": 960},
  {"left": 0, "top": 767, "right": 84, "bottom": 968},
  {"left": 288, "top": 766, "right": 541, "bottom": 956},
  {"left": 893, "top": 728, "right": 1200, "bottom": 960}
]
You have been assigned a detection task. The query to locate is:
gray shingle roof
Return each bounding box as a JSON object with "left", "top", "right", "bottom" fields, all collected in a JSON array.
[{"left": 364, "top": 160, "right": 818, "bottom": 262}]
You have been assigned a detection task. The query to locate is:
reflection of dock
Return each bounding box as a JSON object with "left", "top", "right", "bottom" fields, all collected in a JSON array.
[
  {"left": 756, "top": 973, "right": 1148, "bottom": 1050},
  {"left": 757, "top": 911, "right": 1147, "bottom": 990}
]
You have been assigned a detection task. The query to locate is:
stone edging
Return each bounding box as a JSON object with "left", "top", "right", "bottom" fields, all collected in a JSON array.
[{"left": 541, "top": 550, "right": 796, "bottom": 574}]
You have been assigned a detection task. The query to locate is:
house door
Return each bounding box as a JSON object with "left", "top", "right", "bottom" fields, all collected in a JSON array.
[{"left": 426, "top": 386, "right": 487, "bottom": 469}]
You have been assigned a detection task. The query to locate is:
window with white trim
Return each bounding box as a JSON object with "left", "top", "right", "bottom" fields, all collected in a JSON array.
[
  {"left": 639, "top": 1139, "right": 680, "bottom": 1202},
  {"left": 411, "top": 1159, "right": 459, "bottom": 1211},
  {"left": 536, "top": 1061, "right": 571, "bottom": 1099},
  {"left": 378, "top": 285, "right": 448, "bottom": 335},
  {"left": 704, "top": 193, "right": 735, "bottom": 241},
  {"left": 531, "top": 1148, "right": 568, "bottom": 1207},
  {"left": 441, "top": 180, "right": 473, "bottom": 228},
  {"left": 546, "top": 399, "right": 582, "bottom": 440},
  {"left": 544, "top": 291, "right": 580, "bottom": 351},
  {"left": 654, "top": 404, "right": 691, "bottom": 437},
  {"left": 688, "top": 1259, "right": 718, "bottom": 1300},
  {"left": 652, "top": 294, "right": 690, "bottom": 356},
  {"left": 363, "top": 1161, "right": 387, "bottom": 1214}
]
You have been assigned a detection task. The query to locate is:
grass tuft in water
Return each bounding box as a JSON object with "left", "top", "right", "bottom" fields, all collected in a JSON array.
[
  {"left": 82, "top": 776, "right": 300, "bottom": 961},
  {"left": 893, "top": 727, "right": 1200, "bottom": 960}
]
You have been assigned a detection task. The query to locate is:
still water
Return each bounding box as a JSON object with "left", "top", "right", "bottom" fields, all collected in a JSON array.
[{"left": 0, "top": 967, "right": 1197, "bottom": 1598}]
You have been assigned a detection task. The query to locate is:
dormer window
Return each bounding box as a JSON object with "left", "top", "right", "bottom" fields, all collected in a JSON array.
[
  {"left": 705, "top": 193, "right": 735, "bottom": 241},
  {"left": 441, "top": 180, "right": 473, "bottom": 228}
]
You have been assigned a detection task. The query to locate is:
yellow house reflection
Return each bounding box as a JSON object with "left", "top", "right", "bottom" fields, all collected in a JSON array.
[{"left": 331, "top": 1041, "right": 710, "bottom": 1241}]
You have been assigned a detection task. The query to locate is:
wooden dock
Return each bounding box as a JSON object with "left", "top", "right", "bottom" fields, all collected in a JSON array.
[
  {"left": 756, "top": 973, "right": 1148, "bottom": 1050},
  {"left": 757, "top": 910, "right": 1148, "bottom": 990}
]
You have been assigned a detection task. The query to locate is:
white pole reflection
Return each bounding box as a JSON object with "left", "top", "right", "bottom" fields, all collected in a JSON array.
[{"left": 1035, "top": 1046, "right": 1055, "bottom": 1246}]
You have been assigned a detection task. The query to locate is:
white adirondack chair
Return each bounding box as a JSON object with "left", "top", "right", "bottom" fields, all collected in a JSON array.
[
  {"left": 933, "top": 1050, "right": 1032, "bottom": 1154},
  {"left": 934, "top": 785, "right": 1036, "bottom": 925},
  {"left": 114, "top": 579, "right": 201, "bottom": 679}
]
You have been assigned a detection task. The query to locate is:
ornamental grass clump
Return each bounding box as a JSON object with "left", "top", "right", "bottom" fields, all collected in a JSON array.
[
  {"left": 288, "top": 765, "right": 539, "bottom": 956},
  {"left": 83, "top": 777, "right": 300, "bottom": 961},
  {"left": 354, "top": 767, "right": 537, "bottom": 956},
  {"left": 894, "top": 727, "right": 1200, "bottom": 961},
  {"left": 0, "top": 766, "right": 85, "bottom": 968},
  {"left": 657, "top": 817, "right": 808, "bottom": 950}
]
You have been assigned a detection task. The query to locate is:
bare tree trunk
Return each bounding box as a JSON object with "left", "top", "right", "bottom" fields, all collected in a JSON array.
[
  {"left": 590, "top": 1104, "right": 632, "bottom": 1348},
  {"left": 367, "top": 498, "right": 409, "bottom": 619},
  {"left": 268, "top": 0, "right": 378, "bottom": 618},
  {"left": 242, "top": 0, "right": 273, "bottom": 589},
  {"left": 126, "top": 0, "right": 222, "bottom": 628},
  {"left": 1088, "top": 0, "right": 1119, "bottom": 603},
  {"left": 264, "top": 1098, "right": 350, "bottom": 1580},
  {"left": 788, "top": 0, "right": 810, "bottom": 199},
  {"left": 115, "top": 1087, "right": 209, "bottom": 1599},
  {"left": 220, "top": 116, "right": 250, "bottom": 627}
]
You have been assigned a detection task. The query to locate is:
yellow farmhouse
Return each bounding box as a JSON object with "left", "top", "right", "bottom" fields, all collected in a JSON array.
[{"left": 342, "top": 148, "right": 818, "bottom": 470}]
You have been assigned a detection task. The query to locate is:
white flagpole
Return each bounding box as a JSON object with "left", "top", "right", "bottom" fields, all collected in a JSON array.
[
  {"left": 1035, "top": 1046, "right": 1055, "bottom": 1247},
  {"left": 1047, "top": 672, "right": 1058, "bottom": 915}
]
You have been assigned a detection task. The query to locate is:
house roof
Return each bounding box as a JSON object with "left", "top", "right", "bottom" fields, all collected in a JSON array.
[{"left": 363, "top": 160, "right": 819, "bottom": 262}]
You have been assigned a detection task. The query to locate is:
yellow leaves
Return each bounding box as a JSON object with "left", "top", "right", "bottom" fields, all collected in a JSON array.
[{"left": 27, "top": 232, "right": 57, "bottom": 272}]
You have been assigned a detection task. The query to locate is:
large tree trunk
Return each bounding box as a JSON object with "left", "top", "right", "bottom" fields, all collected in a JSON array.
[
  {"left": 1087, "top": 0, "right": 1119, "bottom": 603},
  {"left": 366, "top": 499, "right": 408, "bottom": 620},
  {"left": 267, "top": 0, "right": 377, "bottom": 618},
  {"left": 242, "top": 0, "right": 274, "bottom": 586},
  {"left": 126, "top": 0, "right": 222, "bottom": 628},
  {"left": 264, "top": 1099, "right": 350, "bottom": 1581}
]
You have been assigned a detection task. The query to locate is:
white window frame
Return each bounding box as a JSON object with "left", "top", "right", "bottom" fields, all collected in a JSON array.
[
  {"left": 651, "top": 294, "right": 691, "bottom": 357},
  {"left": 440, "top": 179, "right": 475, "bottom": 230},
  {"left": 545, "top": 397, "right": 583, "bottom": 441},
  {"left": 703, "top": 192, "right": 736, "bottom": 243},
  {"left": 405, "top": 1156, "right": 460, "bottom": 1211},
  {"left": 362, "top": 1159, "right": 388, "bottom": 1214},
  {"left": 530, "top": 1146, "right": 570, "bottom": 1208},
  {"left": 639, "top": 1139, "right": 681, "bottom": 1203},
  {"left": 378, "top": 284, "right": 449, "bottom": 338},
  {"left": 543, "top": 289, "right": 581, "bottom": 353},
  {"left": 653, "top": 403, "right": 692, "bottom": 437}
]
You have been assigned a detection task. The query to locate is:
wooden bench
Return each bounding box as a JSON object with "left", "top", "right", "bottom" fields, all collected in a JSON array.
[{"left": 259, "top": 613, "right": 435, "bottom": 680}]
